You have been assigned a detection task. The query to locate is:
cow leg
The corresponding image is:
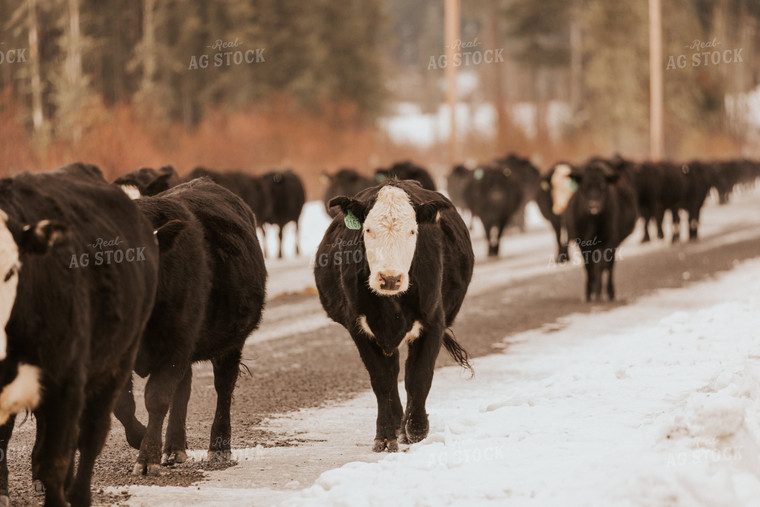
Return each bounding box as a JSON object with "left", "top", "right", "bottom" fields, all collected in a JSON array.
[
  {"left": 113, "top": 375, "right": 146, "bottom": 450},
  {"left": 277, "top": 225, "right": 284, "bottom": 259},
  {"left": 67, "top": 374, "right": 126, "bottom": 507},
  {"left": 294, "top": 221, "right": 300, "bottom": 256},
  {"left": 583, "top": 253, "right": 594, "bottom": 301},
  {"left": 0, "top": 416, "right": 16, "bottom": 506},
  {"left": 654, "top": 203, "right": 665, "bottom": 239},
  {"left": 488, "top": 224, "right": 505, "bottom": 257},
  {"left": 163, "top": 366, "right": 193, "bottom": 465},
  {"left": 592, "top": 257, "right": 604, "bottom": 301},
  {"left": 134, "top": 366, "right": 187, "bottom": 475},
  {"left": 208, "top": 349, "right": 242, "bottom": 462},
  {"left": 554, "top": 224, "right": 566, "bottom": 263},
  {"left": 402, "top": 326, "right": 443, "bottom": 444},
  {"left": 688, "top": 207, "right": 701, "bottom": 241},
  {"left": 351, "top": 334, "right": 402, "bottom": 452},
  {"left": 606, "top": 255, "right": 616, "bottom": 301},
  {"left": 671, "top": 209, "right": 681, "bottom": 243},
  {"left": 33, "top": 382, "right": 82, "bottom": 507},
  {"left": 641, "top": 212, "right": 651, "bottom": 243}
]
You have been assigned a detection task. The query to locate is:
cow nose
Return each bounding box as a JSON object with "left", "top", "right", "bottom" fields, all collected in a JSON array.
[{"left": 378, "top": 272, "right": 402, "bottom": 291}]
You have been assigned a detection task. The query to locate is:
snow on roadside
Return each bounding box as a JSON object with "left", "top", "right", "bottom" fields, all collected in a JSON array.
[{"left": 282, "top": 258, "right": 760, "bottom": 507}]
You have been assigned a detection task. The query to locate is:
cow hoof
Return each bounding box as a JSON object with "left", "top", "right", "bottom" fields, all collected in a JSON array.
[
  {"left": 396, "top": 428, "right": 408, "bottom": 445},
  {"left": 208, "top": 449, "right": 231, "bottom": 463},
  {"left": 132, "top": 462, "right": 161, "bottom": 476},
  {"left": 33, "top": 480, "right": 45, "bottom": 494},
  {"left": 162, "top": 450, "right": 188, "bottom": 466},
  {"left": 405, "top": 419, "right": 429, "bottom": 444},
  {"left": 372, "top": 438, "right": 399, "bottom": 452}
]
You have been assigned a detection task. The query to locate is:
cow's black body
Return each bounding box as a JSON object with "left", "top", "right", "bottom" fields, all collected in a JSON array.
[
  {"left": 185, "top": 167, "right": 270, "bottom": 229},
  {"left": 323, "top": 169, "right": 373, "bottom": 217},
  {"left": 259, "top": 169, "right": 305, "bottom": 258},
  {"left": 494, "top": 154, "right": 540, "bottom": 232},
  {"left": 315, "top": 180, "right": 473, "bottom": 452},
  {"left": 536, "top": 163, "right": 571, "bottom": 263},
  {"left": 376, "top": 161, "right": 437, "bottom": 190},
  {"left": 114, "top": 178, "right": 267, "bottom": 472},
  {"left": 115, "top": 166, "right": 181, "bottom": 196},
  {"left": 0, "top": 163, "right": 159, "bottom": 506},
  {"left": 464, "top": 165, "right": 524, "bottom": 257},
  {"left": 565, "top": 159, "right": 637, "bottom": 301}
]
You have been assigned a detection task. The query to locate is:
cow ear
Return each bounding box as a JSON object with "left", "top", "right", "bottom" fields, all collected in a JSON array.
[
  {"left": 416, "top": 200, "right": 451, "bottom": 224},
  {"left": 154, "top": 219, "right": 187, "bottom": 252},
  {"left": 18, "top": 220, "right": 67, "bottom": 255},
  {"left": 145, "top": 173, "right": 174, "bottom": 195},
  {"left": 328, "top": 196, "right": 368, "bottom": 223}
]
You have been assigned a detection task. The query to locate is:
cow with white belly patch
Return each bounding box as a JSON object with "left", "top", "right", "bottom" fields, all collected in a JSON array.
[{"left": 315, "top": 179, "right": 474, "bottom": 452}]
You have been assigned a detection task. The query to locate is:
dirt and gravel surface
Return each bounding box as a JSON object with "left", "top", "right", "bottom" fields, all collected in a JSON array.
[{"left": 4, "top": 196, "right": 760, "bottom": 506}]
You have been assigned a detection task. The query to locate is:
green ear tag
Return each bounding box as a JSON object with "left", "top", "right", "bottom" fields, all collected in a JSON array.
[
  {"left": 474, "top": 168, "right": 484, "bottom": 180},
  {"left": 540, "top": 181, "right": 550, "bottom": 191},
  {"left": 344, "top": 210, "right": 362, "bottom": 230},
  {"left": 569, "top": 179, "right": 578, "bottom": 191}
]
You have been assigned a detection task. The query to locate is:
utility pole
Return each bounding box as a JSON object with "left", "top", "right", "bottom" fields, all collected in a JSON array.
[
  {"left": 649, "top": 0, "right": 664, "bottom": 160},
  {"left": 444, "top": 0, "right": 461, "bottom": 164}
]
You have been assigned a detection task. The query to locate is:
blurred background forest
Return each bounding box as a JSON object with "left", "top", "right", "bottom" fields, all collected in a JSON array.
[{"left": 0, "top": 0, "right": 759, "bottom": 197}]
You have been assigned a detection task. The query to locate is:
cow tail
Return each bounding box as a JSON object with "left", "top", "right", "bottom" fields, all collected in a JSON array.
[{"left": 443, "top": 328, "right": 473, "bottom": 377}]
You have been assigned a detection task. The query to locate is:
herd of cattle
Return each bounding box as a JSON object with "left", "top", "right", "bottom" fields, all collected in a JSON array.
[{"left": 0, "top": 154, "right": 755, "bottom": 506}]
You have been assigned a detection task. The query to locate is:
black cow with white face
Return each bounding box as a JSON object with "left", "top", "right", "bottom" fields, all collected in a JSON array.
[
  {"left": 315, "top": 179, "right": 474, "bottom": 452},
  {"left": 323, "top": 168, "right": 374, "bottom": 218},
  {"left": 536, "top": 162, "right": 575, "bottom": 263},
  {"left": 561, "top": 159, "right": 637, "bottom": 301},
  {"left": 115, "top": 165, "right": 181, "bottom": 197},
  {"left": 0, "top": 163, "right": 159, "bottom": 507},
  {"left": 114, "top": 178, "right": 267, "bottom": 474}
]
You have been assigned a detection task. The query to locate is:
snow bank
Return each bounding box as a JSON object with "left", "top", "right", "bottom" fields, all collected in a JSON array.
[{"left": 285, "top": 259, "right": 760, "bottom": 506}]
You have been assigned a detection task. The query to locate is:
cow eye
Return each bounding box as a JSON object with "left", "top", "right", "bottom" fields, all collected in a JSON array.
[
  {"left": 409, "top": 229, "right": 415, "bottom": 236},
  {"left": 4, "top": 266, "right": 16, "bottom": 282}
]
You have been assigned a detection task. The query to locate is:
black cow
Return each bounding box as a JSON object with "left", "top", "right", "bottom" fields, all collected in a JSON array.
[
  {"left": 536, "top": 162, "right": 574, "bottom": 263},
  {"left": 114, "top": 178, "right": 267, "bottom": 474},
  {"left": 464, "top": 164, "right": 524, "bottom": 257},
  {"left": 259, "top": 169, "right": 306, "bottom": 258},
  {"left": 446, "top": 165, "right": 474, "bottom": 229},
  {"left": 185, "top": 167, "right": 270, "bottom": 228},
  {"left": 494, "top": 154, "right": 540, "bottom": 232},
  {"left": 115, "top": 166, "right": 182, "bottom": 197},
  {"left": 0, "top": 163, "right": 159, "bottom": 506},
  {"left": 376, "top": 161, "right": 436, "bottom": 190},
  {"left": 315, "top": 179, "right": 473, "bottom": 452},
  {"left": 678, "top": 161, "right": 715, "bottom": 242},
  {"left": 562, "top": 159, "right": 637, "bottom": 301},
  {"left": 323, "top": 168, "right": 374, "bottom": 217}
]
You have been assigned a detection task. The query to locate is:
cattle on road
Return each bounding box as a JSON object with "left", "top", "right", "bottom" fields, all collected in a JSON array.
[
  {"left": 115, "top": 166, "right": 182, "bottom": 197},
  {"left": 0, "top": 163, "right": 159, "bottom": 507},
  {"left": 536, "top": 162, "right": 575, "bottom": 263},
  {"left": 376, "top": 161, "right": 437, "bottom": 191},
  {"left": 464, "top": 164, "right": 524, "bottom": 257},
  {"left": 115, "top": 178, "right": 267, "bottom": 474},
  {"left": 315, "top": 179, "right": 473, "bottom": 452},
  {"left": 259, "top": 169, "right": 306, "bottom": 258},
  {"left": 323, "top": 168, "right": 374, "bottom": 217},
  {"left": 561, "top": 159, "right": 637, "bottom": 301}
]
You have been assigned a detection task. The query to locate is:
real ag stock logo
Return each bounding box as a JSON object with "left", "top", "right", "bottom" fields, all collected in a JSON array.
[
  {"left": 666, "top": 38, "right": 743, "bottom": 70},
  {"left": 188, "top": 37, "right": 265, "bottom": 70},
  {"left": 427, "top": 38, "right": 504, "bottom": 70}
]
